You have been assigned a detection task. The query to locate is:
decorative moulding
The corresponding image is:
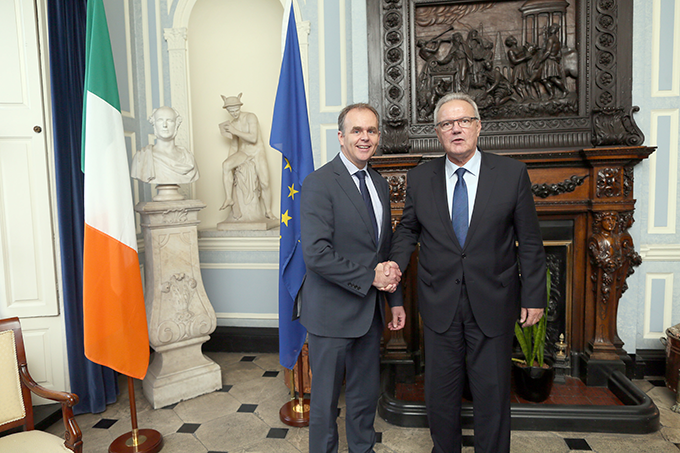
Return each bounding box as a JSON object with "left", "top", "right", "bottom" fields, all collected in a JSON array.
[
  {"left": 197, "top": 236, "right": 279, "bottom": 252},
  {"left": 639, "top": 244, "right": 680, "bottom": 262}
]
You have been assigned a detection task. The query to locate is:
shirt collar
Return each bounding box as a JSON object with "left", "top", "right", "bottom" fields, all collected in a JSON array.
[
  {"left": 339, "top": 151, "right": 367, "bottom": 176},
  {"left": 446, "top": 149, "right": 481, "bottom": 179}
]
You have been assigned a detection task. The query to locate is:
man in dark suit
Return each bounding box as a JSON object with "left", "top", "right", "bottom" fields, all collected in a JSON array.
[
  {"left": 300, "top": 103, "right": 406, "bottom": 453},
  {"left": 390, "top": 93, "right": 546, "bottom": 453}
]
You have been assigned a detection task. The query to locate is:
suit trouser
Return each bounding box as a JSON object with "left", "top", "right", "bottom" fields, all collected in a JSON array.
[
  {"left": 424, "top": 284, "right": 513, "bottom": 453},
  {"left": 307, "top": 304, "right": 382, "bottom": 453}
]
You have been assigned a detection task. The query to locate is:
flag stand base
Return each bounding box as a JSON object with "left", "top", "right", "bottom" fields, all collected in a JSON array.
[
  {"left": 109, "top": 429, "right": 163, "bottom": 453},
  {"left": 280, "top": 398, "right": 310, "bottom": 427},
  {"left": 109, "top": 377, "right": 164, "bottom": 453},
  {"left": 279, "top": 355, "right": 310, "bottom": 427}
]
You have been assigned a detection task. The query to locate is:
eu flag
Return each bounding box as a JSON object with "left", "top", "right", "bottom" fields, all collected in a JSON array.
[{"left": 270, "top": 3, "right": 314, "bottom": 370}]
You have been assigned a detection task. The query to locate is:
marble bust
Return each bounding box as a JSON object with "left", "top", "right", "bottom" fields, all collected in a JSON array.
[{"left": 131, "top": 106, "right": 199, "bottom": 185}]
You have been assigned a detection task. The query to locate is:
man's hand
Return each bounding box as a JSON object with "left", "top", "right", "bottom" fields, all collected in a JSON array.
[
  {"left": 373, "top": 261, "right": 401, "bottom": 293},
  {"left": 519, "top": 308, "right": 544, "bottom": 327},
  {"left": 389, "top": 306, "right": 406, "bottom": 330}
]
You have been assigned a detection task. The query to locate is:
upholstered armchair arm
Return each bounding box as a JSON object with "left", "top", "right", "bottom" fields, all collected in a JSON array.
[{"left": 19, "top": 364, "right": 83, "bottom": 453}]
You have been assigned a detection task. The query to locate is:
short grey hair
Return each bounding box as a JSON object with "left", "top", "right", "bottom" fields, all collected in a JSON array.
[{"left": 433, "top": 93, "right": 480, "bottom": 124}]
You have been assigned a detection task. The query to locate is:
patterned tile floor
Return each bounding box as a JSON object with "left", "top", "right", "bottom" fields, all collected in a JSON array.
[{"left": 45, "top": 352, "right": 680, "bottom": 452}]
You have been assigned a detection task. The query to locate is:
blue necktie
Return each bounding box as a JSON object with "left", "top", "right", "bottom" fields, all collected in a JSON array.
[
  {"left": 356, "top": 170, "right": 379, "bottom": 244},
  {"left": 452, "top": 167, "right": 468, "bottom": 247}
]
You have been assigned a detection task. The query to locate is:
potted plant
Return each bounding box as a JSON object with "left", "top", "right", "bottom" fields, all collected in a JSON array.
[{"left": 512, "top": 269, "right": 554, "bottom": 403}]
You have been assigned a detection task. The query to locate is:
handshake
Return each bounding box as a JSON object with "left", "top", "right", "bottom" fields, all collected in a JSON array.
[{"left": 372, "top": 261, "right": 401, "bottom": 293}]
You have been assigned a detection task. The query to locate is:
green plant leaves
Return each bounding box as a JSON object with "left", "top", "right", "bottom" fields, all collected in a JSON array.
[{"left": 514, "top": 268, "right": 551, "bottom": 367}]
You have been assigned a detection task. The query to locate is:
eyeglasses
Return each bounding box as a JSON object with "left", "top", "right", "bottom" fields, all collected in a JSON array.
[{"left": 435, "top": 117, "right": 479, "bottom": 131}]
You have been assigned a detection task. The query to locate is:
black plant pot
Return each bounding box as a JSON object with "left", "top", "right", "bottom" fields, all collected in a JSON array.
[{"left": 512, "top": 359, "right": 555, "bottom": 403}]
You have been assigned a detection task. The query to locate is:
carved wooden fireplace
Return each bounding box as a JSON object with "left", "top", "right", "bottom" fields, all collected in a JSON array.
[{"left": 367, "top": 0, "right": 655, "bottom": 387}]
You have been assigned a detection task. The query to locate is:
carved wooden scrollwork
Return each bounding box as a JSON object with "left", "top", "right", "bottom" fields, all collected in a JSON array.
[
  {"left": 381, "top": 0, "right": 409, "bottom": 154},
  {"left": 591, "top": 107, "right": 645, "bottom": 146},
  {"left": 387, "top": 174, "right": 407, "bottom": 204},
  {"left": 596, "top": 168, "right": 621, "bottom": 198},
  {"left": 532, "top": 175, "right": 587, "bottom": 198},
  {"left": 623, "top": 167, "right": 634, "bottom": 197}
]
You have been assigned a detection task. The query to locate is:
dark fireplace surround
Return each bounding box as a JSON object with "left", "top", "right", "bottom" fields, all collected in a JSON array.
[{"left": 367, "top": 0, "right": 655, "bottom": 390}]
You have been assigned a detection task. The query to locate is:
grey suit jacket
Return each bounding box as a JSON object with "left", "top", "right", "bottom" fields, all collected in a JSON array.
[
  {"left": 300, "top": 154, "right": 402, "bottom": 338},
  {"left": 390, "top": 152, "right": 546, "bottom": 337}
]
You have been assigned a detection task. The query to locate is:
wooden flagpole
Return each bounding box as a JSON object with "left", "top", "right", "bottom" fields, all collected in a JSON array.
[{"left": 109, "top": 376, "right": 163, "bottom": 453}]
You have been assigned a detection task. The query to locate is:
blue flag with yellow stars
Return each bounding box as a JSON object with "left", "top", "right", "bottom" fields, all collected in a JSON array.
[{"left": 270, "top": 3, "right": 315, "bottom": 370}]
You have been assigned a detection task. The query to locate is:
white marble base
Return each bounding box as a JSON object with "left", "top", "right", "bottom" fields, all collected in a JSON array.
[
  {"left": 216, "top": 218, "right": 278, "bottom": 231},
  {"left": 153, "top": 184, "right": 185, "bottom": 201},
  {"left": 143, "top": 337, "right": 222, "bottom": 409}
]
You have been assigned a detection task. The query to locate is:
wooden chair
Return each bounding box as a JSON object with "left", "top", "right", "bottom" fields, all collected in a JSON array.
[{"left": 0, "top": 317, "right": 82, "bottom": 452}]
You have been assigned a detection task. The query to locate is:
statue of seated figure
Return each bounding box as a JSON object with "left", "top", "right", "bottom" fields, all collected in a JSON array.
[{"left": 218, "top": 93, "right": 274, "bottom": 222}]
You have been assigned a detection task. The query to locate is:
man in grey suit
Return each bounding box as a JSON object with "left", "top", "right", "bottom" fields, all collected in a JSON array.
[
  {"left": 390, "top": 93, "right": 546, "bottom": 453},
  {"left": 300, "top": 103, "right": 406, "bottom": 453}
]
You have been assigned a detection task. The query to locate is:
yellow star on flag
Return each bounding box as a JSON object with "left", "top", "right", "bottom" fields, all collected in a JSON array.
[
  {"left": 284, "top": 158, "right": 292, "bottom": 172},
  {"left": 281, "top": 210, "right": 292, "bottom": 227},
  {"left": 288, "top": 183, "right": 299, "bottom": 199}
]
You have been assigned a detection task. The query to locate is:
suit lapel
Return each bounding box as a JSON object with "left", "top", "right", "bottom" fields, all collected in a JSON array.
[
  {"left": 430, "top": 157, "right": 461, "bottom": 248},
  {"left": 466, "top": 151, "right": 496, "bottom": 246},
  {"left": 332, "top": 155, "right": 378, "bottom": 247}
]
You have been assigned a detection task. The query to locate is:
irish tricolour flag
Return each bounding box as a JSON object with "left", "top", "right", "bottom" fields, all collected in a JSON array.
[{"left": 82, "top": 0, "right": 149, "bottom": 380}]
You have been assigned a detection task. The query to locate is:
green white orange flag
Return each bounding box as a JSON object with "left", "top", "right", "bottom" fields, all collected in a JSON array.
[{"left": 82, "top": 0, "right": 148, "bottom": 380}]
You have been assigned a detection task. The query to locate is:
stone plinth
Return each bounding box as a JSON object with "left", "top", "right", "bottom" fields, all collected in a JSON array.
[{"left": 137, "top": 198, "right": 222, "bottom": 409}]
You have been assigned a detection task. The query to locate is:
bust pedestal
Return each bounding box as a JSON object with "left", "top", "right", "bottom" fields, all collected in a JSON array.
[{"left": 136, "top": 197, "right": 222, "bottom": 409}]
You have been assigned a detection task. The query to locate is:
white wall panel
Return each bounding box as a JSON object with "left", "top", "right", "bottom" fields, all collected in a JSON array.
[
  {"left": 648, "top": 109, "right": 678, "bottom": 234},
  {"left": 652, "top": 0, "right": 680, "bottom": 96},
  {"left": 320, "top": 123, "right": 338, "bottom": 166},
  {"left": 318, "top": 0, "right": 347, "bottom": 112},
  {"left": 644, "top": 273, "right": 674, "bottom": 339}
]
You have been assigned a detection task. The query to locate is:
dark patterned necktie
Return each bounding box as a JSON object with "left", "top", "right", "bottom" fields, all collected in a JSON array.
[{"left": 356, "top": 170, "right": 378, "bottom": 244}]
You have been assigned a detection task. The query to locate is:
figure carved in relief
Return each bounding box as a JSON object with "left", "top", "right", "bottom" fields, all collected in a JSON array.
[
  {"left": 532, "top": 24, "right": 568, "bottom": 99},
  {"left": 589, "top": 213, "right": 621, "bottom": 280},
  {"left": 505, "top": 35, "right": 537, "bottom": 100},
  {"left": 480, "top": 62, "right": 514, "bottom": 107},
  {"left": 466, "top": 28, "right": 493, "bottom": 89},
  {"left": 617, "top": 213, "right": 642, "bottom": 300},
  {"left": 437, "top": 32, "right": 470, "bottom": 93},
  {"left": 416, "top": 37, "right": 443, "bottom": 116}
]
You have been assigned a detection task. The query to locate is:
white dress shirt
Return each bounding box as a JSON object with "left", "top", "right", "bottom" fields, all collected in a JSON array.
[
  {"left": 445, "top": 149, "right": 481, "bottom": 226},
  {"left": 339, "top": 152, "right": 383, "bottom": 239}
]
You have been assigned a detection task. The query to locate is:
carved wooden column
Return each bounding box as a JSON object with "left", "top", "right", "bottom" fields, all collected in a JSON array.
[{"left": 578, "top": 148, "right": 650, "bottom": 384}]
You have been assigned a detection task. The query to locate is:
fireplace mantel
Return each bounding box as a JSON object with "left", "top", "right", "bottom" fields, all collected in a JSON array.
[
  {"left": 368, "top": 0, "right": 653, "bottom": 385},
  {"left": 373, "top": 144, "right": 654, "bottom": 385}
]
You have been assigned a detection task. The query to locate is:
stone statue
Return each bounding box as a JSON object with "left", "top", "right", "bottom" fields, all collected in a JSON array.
[
  {"left": 131, "top": 106, "right": 199, "bottom": 185},
  {"left": 218, "top": 93, "right": 275, "bottom": 224}
]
